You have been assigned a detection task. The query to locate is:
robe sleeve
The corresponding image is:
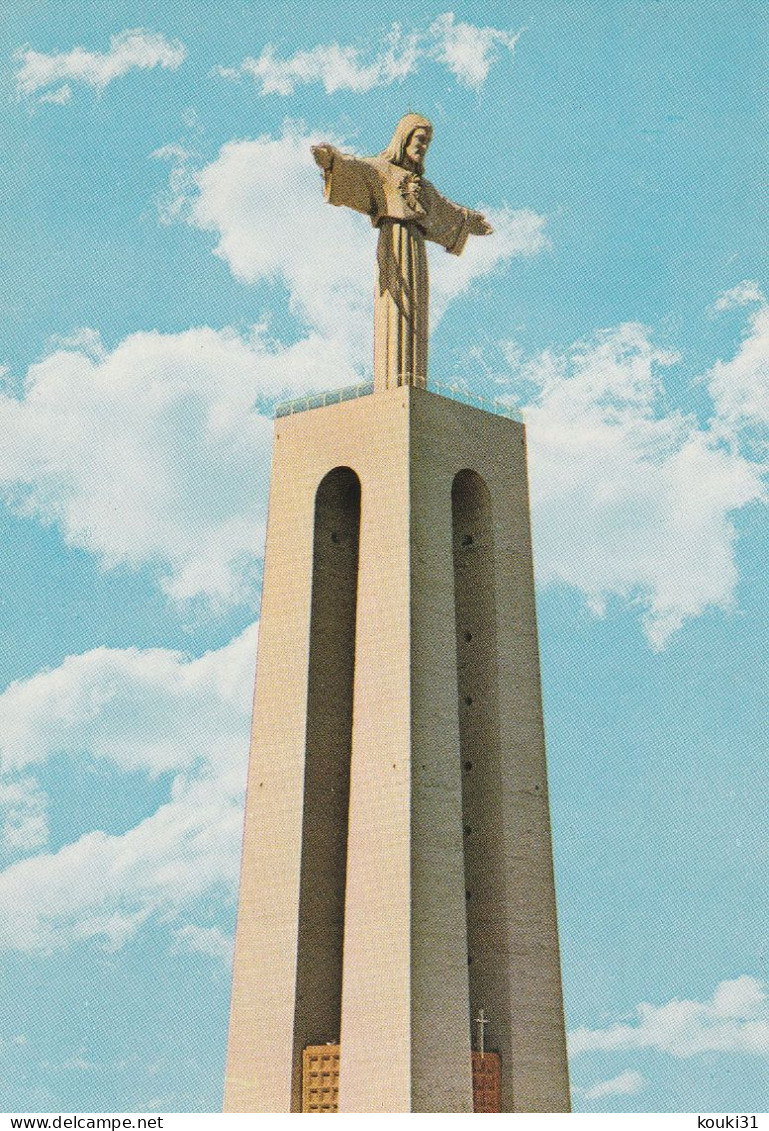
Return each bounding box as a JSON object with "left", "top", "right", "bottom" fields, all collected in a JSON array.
[
  {"left": 421, "top": 183, "right": 472, "bottom": 256},
  {"left": 323, "top": 152, "right": 380, "bottom": 221}
]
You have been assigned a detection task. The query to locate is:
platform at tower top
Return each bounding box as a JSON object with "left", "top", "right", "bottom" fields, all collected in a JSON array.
[{"left": 274, "top": 379, "right": 523, "bottom": 423}]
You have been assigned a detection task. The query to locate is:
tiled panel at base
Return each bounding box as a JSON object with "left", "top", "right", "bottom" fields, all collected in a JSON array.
[
  {"left": 472, "top": 1051, "right": 502, "bottom": 1112},
  {"left": 302, "top": 1045, "right": 341, "bottom": 1112},
  {"left": 302, "top": 1043, "right": 500, "bottom": 1113}
]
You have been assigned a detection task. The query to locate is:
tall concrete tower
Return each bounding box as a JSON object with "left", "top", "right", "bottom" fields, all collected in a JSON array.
[{"left": 223, "top": 115, "right": 570, "bottom": 1114}]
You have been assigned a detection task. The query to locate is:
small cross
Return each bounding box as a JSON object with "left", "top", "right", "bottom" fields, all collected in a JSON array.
[{"left": 475, "top": 1008, "right": 490, "bottom": 1057}]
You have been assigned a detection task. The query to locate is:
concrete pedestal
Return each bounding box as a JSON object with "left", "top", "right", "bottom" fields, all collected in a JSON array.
[{"left": 223, "top": 387, "right": 570, "bottom": 1113}]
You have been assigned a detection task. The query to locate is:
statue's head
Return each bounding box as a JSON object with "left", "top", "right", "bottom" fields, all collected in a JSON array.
[{"left": 381, "top": 113, "right": 433, "bottom": 174}]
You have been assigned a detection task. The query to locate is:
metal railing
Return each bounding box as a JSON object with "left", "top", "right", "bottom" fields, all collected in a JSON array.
[
  {"left": 274, "top": 382, "right": 374, "bottom": 417},
  {"left": 274, "top": 379, "right": 522, "bottom": 423},
  {"left": 430, "top": 381, "right": 523, "bottom": 422}
]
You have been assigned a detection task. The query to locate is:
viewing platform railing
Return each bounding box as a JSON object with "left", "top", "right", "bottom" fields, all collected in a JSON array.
[{"left": 274, "top": 380, "right": 523, "bottom": 422}]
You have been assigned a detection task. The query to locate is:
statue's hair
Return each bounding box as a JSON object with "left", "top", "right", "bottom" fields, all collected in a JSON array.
[{"left": 381, "top": 113, "right": 433, "bottom": 173}]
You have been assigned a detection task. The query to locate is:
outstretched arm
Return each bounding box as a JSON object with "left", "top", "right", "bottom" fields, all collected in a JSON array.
[
  {"left": 311, "top": 143, "right": 337, "bottom": 171},
  {"left": 422, "top": 184, "right": 494, "bottom": 254},
  {"left": 467, "top": 210, "right": 493, "bottom": 236},
  {"left": 310, "top": 143, "right": 377, "bottom": 218}
]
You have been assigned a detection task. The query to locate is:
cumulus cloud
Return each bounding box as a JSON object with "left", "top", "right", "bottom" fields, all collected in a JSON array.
[
  {"left": 14, "top": 28, "right": 186, "bottom": 103},
  {"left": 186, "top": 131, "right": 374, "bottom": 360},
  {"left": 216, "top": 13, "right": 521, "bottom": 95},
  {"left": 501, "top": 319, "right": 765, "bottom": 648},
  {"left": 217, "top": 25, "right": 419, "bottom": 96},
  {"left": 0, "top": 127, "right": 539, "bottom": 610},
  {"left": 0, "top": 625, "right": 255, "bottom": 951},
  {"left": 431, "top": 205, "right": 547, "bottom": 324},
  {"left": 172, "top": 924, "right": 234, "bottom": 962},
  {"left": 0, "top": 327, "right": 287, "bottom": 606},
  {"left": 569, "top": 977, "right": 769, "bottom": 1058},
  {"left": 708, "top": 284, "right": 769, "bottom": 449},
  {"left": 0, "top": 626, "right": 256, "bottom": 779},
  {"left": 175, "top": 127, "right": 545, "bottom": 365},
  {"left": 428, "top": 12, "right": 522, "bottom": 88},
  {"left": 0, "top": 778, "right": 243, "bottom": 952},
  {"left": 712, "top": 281, "right": 766, "bottom": 312},
  {"left": 581, "top": 1070, "right": 645, "bottom": 1100},
  {"left": 0, "top": 778, "right": 48, "bottom": 860},
  {"left": 37, "top": 84, "right": 73, "bottom": 105}
]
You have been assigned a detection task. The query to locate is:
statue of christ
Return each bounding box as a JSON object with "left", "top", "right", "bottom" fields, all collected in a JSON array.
[{"left": 311, "top": 113, "right": 492, "bottom": 392}]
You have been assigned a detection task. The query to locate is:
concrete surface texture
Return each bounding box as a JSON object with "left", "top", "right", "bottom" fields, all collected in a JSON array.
[{"left": 223, "top": 385, "right": 570, "bottom": 1113}]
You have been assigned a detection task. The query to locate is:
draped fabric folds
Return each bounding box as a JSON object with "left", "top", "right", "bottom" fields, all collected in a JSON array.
[
  {"left": 321, "top": 150, "right": 471, "bottom": 391},
  {"left": 375, "top": 220, "right": 428, "bottom": 389}
]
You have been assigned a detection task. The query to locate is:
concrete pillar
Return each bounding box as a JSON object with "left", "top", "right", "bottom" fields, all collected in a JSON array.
[{"left": 223, "top": 386, "right": 570, "bottom": 1113}]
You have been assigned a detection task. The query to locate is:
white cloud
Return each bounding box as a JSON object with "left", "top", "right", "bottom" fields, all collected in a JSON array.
[
  {"left": 569, "top": 977, "right": 769, "bottom": 1058},
  {"left": 37, "top": 84, "right": 72, "bottom": 105},
  {"left": 0, "top": 627, "right": 256, "bottom": 779},
  {"left": 217, "top": 25, "right": 419, "bottom": 96},
  {"left": 581, "top": 1069, "right": 645, "bottom": 1100},
  {"left": 708, "top": 284, "right": 769, "bottom": 448},
  {"left": 0, "top": 625, "right": 255, "bottom": 952},
  {"left": 1, "top": 127, "right": 540, "bottom": 610},
  {"left": 172, "top": 924, "right": 234, "bottom": 962},
  {"left": 187, "top": 130, "right": 374, "bottom": 360},
  {"left": 0, "top": 778, "right": 48, "bottom": 859},
  {"left": 14, "top": 29, "right": 186, "bottom": 103},
  {"left": 217, "top": 13, "right": 521, "bottom": 95},
  {"left": 180, "top": 127, "right": 545, "bottom": 366},
  {"left": 428, "top": 12, "right": 522, "bottom": 89},
  {"left": 431, "top": 205, "right": 547, "bottom": 324},
  {"left": 712, "top": 281, "right": 765, "bottom": 312},
  {"left": 0, "top": 782, "right": 242, "bottom": 952},
  {"left": 0, "top": 327, "right": 281, "bottom": 606},
  {"left": 502, "top": 320, "right": 765, "bottom": 648}
]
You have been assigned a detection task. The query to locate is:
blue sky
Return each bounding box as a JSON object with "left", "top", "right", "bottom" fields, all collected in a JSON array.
[{"left": 0, "top": 0, "right": 767, "bottom": 1114}]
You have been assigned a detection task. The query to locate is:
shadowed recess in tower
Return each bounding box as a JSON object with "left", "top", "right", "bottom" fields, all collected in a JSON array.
[
  {"left": 452, "top": 467, "right": 514, "bottom": 1111},
  {"left": 291, "top": 465, "right": 361, "bottom": 1111}
]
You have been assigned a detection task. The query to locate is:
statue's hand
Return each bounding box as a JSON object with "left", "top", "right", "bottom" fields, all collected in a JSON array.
[
  {"left": 311, "top": 143, "right": 337, "bottom": 171},
  {"left": 468, "top": 211, "right": 493, "bottom": 236}
]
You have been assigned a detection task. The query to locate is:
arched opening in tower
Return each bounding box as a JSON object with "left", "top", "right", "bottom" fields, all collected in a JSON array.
[
  {"left": 452, "top": 468, "right": 513, "bottom": 1107},
  {"left": 291, "top": 465, "right": 361, "bottom": 1110}
]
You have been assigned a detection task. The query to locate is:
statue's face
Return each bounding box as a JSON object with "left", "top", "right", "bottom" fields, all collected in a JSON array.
[{"left": 405, "top": 127, "right": 431, "bottom": 165}]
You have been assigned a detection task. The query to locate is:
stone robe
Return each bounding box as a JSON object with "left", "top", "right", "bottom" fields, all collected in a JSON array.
[{"left": 322, "top": 151, "right": 474, "bottom": 390}]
